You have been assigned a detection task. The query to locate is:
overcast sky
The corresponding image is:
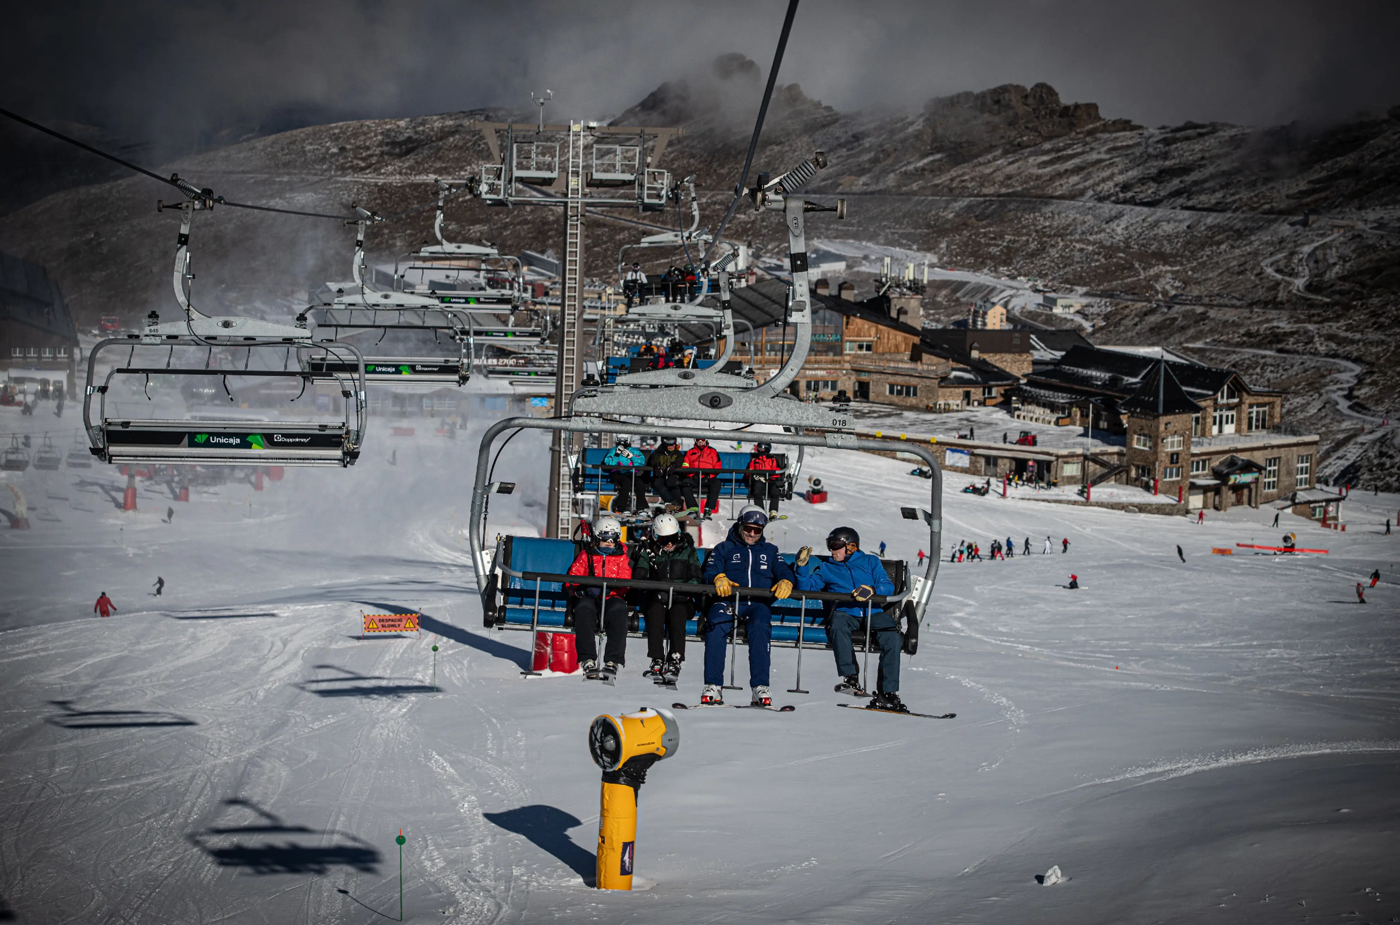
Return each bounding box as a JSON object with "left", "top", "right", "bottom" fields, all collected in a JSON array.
[{"left": 6, "top": 0, "right": 1399, "bottom": 155}]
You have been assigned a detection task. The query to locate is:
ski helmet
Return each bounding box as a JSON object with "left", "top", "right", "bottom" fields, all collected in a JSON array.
[
  {"left": 652, "top": 513, "right": 681, "bottom": 539},
  {"left": 826, "top": 526, "right": 860, "bottom": 551},
  {"left": 615, "top": 435, "right": 631, "bottom": 447},
  {"left": 662, "top": 435, "right": 679, "bottom": 447},
  {"left": 754, "top": 441, "right": 772, "bottom": 454},
  {"left": 738, "top": 505, "right": 769, "bottom": 529},
  {"left": 594, "top": 515, "right": 622, "bottom": 542}
]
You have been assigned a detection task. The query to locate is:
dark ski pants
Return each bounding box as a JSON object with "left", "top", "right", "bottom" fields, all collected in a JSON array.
[
  {"left": 650, "top": 474, "right": 683, "bottom": 507},
  {"left": 609, "top": 470, "right": 641, "bottom": 513},
  {"left": 829, "top": 607, "right": 901, "bottom": 693},
  {"left": 682, "top": 474, "right": 720, "bottom": 512},
  {"left": 572, "top": 596, "right": 629, "bottom": 665},
  {"left": 702, "top": 600, "right": 771, "bottom": 687},
  {"left": 746, "top": 477, "right": 780, "bottom": 514},
  {"left": 644, "top": 594, "right": 691, "bottom": 661}
]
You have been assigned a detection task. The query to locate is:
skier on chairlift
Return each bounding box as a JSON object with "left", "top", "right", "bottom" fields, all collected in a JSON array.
[
  {"left": 680, "top": 437, "right": 722, "bottom": 519},
  {"left": 700, "top": 506, "right": 795, "bottom": 706},
  {"left": 632, "top": 513, "right": 700, "bottom": 681},
  {"left": 745, "top": 441, "right": 783, "bottom": 517},
  {"left": 602, "top": 435, "right": 645, "bottom": 514},
  {"left": 623, "top": 262, "right": 647, "bottom": 308},
  {"left": 565, "top": 515, "right": 632, "bottom": 679},
  {"left": 645, "top": 435, "right": 685, "bottom": 512}
]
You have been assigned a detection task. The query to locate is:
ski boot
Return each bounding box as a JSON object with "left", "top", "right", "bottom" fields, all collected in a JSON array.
[
  {"left": 582, "top": 659, "right": 600, "bottom": 679},
  {"left": 603, "top": 661, "right": 620, "bottom": 678},
  {"left": 834, "top": 673, "right": 866, "bottom": 696},
  {"left": 701, "top": 684, "right": 724, "bottom": 705},
  {"left": 751, "top": 685, "right": 773, "bottom": 707},
  {"left": 663, "top": 654, "right": 683, "bottom": 682},
  {"left": 644, "top": 658, "right": 665, "bottom": 678},
  {"left": 868, "top": 691, "right": 909, "bottom": 713}
]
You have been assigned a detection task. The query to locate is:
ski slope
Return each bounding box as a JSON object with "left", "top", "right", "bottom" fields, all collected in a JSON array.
[{"left": 1, "top": 405, "right": 1397, "bottom": 924}]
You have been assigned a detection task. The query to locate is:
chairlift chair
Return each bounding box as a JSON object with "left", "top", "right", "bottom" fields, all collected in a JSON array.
[
  {"left": 33, "top": 434, "right": 62, "bottom": 471},
  {"left": 2, "top": 435, "right": 30, "bottom": 472},
  {"left": 65, "top": 430, "right": 93, "bottom": 468},
  {"left": 82, "top": 184, "right": 368, "bottom": 468}
]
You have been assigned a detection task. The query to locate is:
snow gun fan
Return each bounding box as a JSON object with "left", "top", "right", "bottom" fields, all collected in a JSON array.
[
  {"left": 83, "top": 181, "right": 369, "bottom": 468},
  {"left": 305, "top": 191, "right": 543, "bottom": 386},
  {"left": 569, "top": 153, "right": 853, "bottom": 431},
  {"left": 588, "top": 707, "right": 679, "bottom": 891}
]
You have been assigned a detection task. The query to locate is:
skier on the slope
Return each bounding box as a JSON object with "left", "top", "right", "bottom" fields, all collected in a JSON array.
[
  {"left": 1062, "top": 537, "right": 1070, "bottom": 554},
  {"left": 700, "top": 506, "right": 794, "bottom": 706},
  {"left": 1023, "top": 537, "right": 1032, "bottom": 556},
  {"left": 565, "top": 515, "right": 632, "bottom": 679},
  {"left": 1006, "top": 536, "right": 1014, "bottom": 558},
  {"left": 1356, "top": 582, "right": 1366, "bottom": 604},
  {"left": 152, "top": 576, "right": 164, "bottom": 596},
  {"left": 917, "top": 549, "right": 926, "bottom": 565},
  {"left": 878, "top": 541, "right": 887, "bottom": 557},
  {"left": 1197, "top": 510, "right": 1206, "bottom": 524},
  {"left": 631, "top": 513, "right": 700, "bottom": 680},
  {"left": 94, "top": 592, "right": 116, "bottom": 618},
  {"left": 602, "top": 436, "right": 645, "bottom": 515},
  {"left": 1043, "top": 536, "right": 1053, "bottom": 554},
  {"left": 1177, "top": 545, "right": 1185, "bottom": 563},
  {"left": 1370, "top": 569, "right": 1381, "bottom": 588},
  {"left": 1272, "top": 511, "right": 1280, "bottom": 528},
  {"left": 1068, "top": 574, "right": 1079, "bottom": 590},
  {"left": 745, "top": 441, "right": 783, "bottom": 517},
  {"left": 794, "top": 526, "right": 904, "bottom": 712}
]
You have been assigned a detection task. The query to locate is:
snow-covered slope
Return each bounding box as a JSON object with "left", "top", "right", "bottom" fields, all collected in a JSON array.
[{"left": 2, "top": 402, "right": 1397, "bottom": 923}]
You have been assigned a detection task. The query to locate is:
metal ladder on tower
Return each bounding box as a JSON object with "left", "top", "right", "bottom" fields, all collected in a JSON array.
[{"left": 549, "top": 122, "right": 587, "bottom": 538}]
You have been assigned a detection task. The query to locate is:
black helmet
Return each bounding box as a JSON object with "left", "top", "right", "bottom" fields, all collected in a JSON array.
[
  {"left": 755, "top": 441, "right": 772, "bottom": 454},
  {"left": 662, "top": 435, "right": 678, "bottom": 447},
  {"left": 615, "top": 435, "right": 631, "bottom": 447},
  {"left": 826, "top": 526, "right": 860, "bottom": 551}
]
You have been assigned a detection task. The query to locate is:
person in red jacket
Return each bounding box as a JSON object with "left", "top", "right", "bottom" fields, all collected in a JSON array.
[
  {"left": 680, "top": 437, "right": 722, "bottom": 517},
  {"left": 94, "top": 592, "right": 116, "bottom": 617},
  {"left": 566, "top": 515, "right": 632, "bottom": 676},
  {"left": 745, "top": 441, "right": 783, "bottom": 517}
]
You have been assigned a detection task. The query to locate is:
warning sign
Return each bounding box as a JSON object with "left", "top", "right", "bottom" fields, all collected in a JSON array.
[
  {"left": 1211, "top": 547, "right": 1233, "bottom": 555},
  {"left": 361, "top": 612, "right": 420, "bottom": 635}
]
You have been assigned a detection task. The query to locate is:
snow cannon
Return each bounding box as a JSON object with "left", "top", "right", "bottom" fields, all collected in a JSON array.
[{"left": 588, "top": 707, "right": 680, "bottom": 890}]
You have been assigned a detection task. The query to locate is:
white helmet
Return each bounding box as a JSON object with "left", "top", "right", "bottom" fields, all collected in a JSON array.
[
  {"left": 652, "top": 513, "right": 681, "bottom": 538},
  {"left": 594, "top": 515, "right": 622, "bottom": 542},
  {"left": 738, "top": 504, "right": 769, "bottom": 529}
]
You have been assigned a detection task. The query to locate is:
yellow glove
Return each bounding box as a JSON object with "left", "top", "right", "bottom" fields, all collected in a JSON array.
[
  {"left": 772, "top": 579, "right": 793, "bottom": 600},
  {"left": 713, "top": 573, "right": 734, "bottom": 598},
  {"left": 795, "top": 546, "right": 812, "bottom": 567},
  {"left": 851, "top": 584, "right": 875, "bottom": 603}
]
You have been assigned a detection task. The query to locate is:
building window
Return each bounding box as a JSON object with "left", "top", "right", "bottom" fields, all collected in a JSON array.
[
  {"left": 981, "top": 386, "right": 996, "bottom": 399},
  {"left": 886, "top": 383, "right": 918, "bottom": 398},
  {"left": 1191, "top": 413, "right": 1203, "bottom": 436},
  {"left": 1163, "top": 466, "right": 1182, "bottom": 481},
  {"left": 845, "top": 341, "right": 873, "bottom": 353},
  {"left": 1162, "top": 434, "right": 1184, "bottom": 451},
  {"left": 56, "top": 347, "right": 69, "bottom": 358},
  {"left": 1061, "top": 461, "right": 1082, "bottom": 477},
  {"left": 40, "top": 347, "right": 53, "bottom": 358},
  {"left": 1247, "top": 404, "right": 1269, "bottom": 431},
  {"left": 1262, "top": 456, "right": 1279, "bottom": 491},
  {"left": 1296, "top": 454, "right": 1312, "bottom": 489},
  {"left": 1191, "top": 458, "right": 1209, "bottom": 475},
  {"left": 1218, "top": 383, "right": 1237, "bottom": 404},
  {"left": 25, "top": 347, "right": 38, "bottom": 357},
  {"left": 804, "top": 379, "right": 837, "bottom": 392},
  {"left": 1135, "top": 465, "right": 1154, "bottom": 480},
  {"left": 9, "top": 347, "right": 20, "bottom": 358},
  {"left": 1212, "top": 407, "right": 1235, "bottom": 435},
  {"left": 1133, "top": 433, "right": 1152, "bottom": 450}
]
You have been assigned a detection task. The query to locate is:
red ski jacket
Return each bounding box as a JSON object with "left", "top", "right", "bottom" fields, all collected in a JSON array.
[
  {"left": 566, "top": 545, "right": 632, "bottom": 598},
  {"left": 682, "top": 445, "right": 720, "bottom": 471},
  {"left": 94, "top": 595, "right": 115, "bottom": 617},
  {"left": 747, "top": 453, "right": 780, "bottom": 479}
]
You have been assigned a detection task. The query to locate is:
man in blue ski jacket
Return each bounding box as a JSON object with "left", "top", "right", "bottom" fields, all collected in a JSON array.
[
  {"left": 700, "top": 505, "right": 795, "bottom": 707},
  {"left": 602, "top": 435, "right": 645, "bottom": 514},
  {"left": 795, "top": 525, "right": 906, "bottom": 712}
]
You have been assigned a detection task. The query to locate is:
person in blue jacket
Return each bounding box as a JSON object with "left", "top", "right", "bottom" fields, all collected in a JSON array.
[
  {"left": 700, "top": 505, "right": 795, "bottom": 707},
  {"left": 602, "top": 435, "right": 646, "bottom": 514},
  {"left": 795, "top": 525, "right": 906, "bottom": 712}
]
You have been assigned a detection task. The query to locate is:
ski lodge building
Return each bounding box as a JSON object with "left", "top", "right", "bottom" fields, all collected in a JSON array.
[{"left": 0, "top": 251, "right": 79, "bottom": 398}]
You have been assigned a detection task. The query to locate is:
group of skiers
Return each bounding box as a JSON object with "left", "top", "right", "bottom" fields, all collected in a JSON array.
[
  {"left": 600, "top": 436, "right": 786, "bottom": 521},
  {"left": 949, "top": 535, "right": 1068, "bottom": 563},
  {"left": 564, "top": 506, "right": 911, "bottom": 712}
]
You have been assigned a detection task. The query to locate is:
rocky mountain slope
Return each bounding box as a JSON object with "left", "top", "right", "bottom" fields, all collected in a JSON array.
[{"left": 2, "top": 56, "right": 1397, "bottom": 485}]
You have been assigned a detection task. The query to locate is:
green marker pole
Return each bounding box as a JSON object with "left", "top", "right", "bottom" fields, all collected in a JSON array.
[
  {"left": 431, "top": 641, "right": 439, "bottom": 692},
  {"left": 396, "top": 829, "right": 405, "bottom": 921}
]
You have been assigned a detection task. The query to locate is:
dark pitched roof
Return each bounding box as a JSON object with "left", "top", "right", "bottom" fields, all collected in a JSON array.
[
  {"left": 0, "top": 252, "right": 77, "bottom": 343},
  {"left": 923, "top": 328, "right": 1036, "bottom": 355},
  {"left": 1118, "top": 360, "right": 1201, "bottom": 416},
  {"left": 1028, "top": 344, "right": 1240, "bottom": 402}
]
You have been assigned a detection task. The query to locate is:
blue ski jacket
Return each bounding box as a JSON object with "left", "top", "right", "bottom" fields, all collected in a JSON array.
[
  {"left": 795, "top": 548, "right": 895, "bottom": 616},
  {"left": 702, "top": 522, "right": 795, "bottom": 590}
]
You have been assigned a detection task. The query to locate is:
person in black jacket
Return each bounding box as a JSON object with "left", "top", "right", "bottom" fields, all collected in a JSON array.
[
  {"left": 631, "top": 513, "right": 702, "bottom": 679},
  {"left": 645, "top": 436, "right": 686, "bottom": 511}
]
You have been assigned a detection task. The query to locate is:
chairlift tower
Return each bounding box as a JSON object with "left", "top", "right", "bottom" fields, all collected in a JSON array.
[{"left": 469, "top": 113, "right": 682, "bottom": 538}]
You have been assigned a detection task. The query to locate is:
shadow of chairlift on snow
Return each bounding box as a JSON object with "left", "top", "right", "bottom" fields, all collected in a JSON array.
[
  {"left": 482, "top": 804, "right": 595, "bottom": 885},
  {"left": 170, "top": 611, "right": 279, "bottom": 620},
  {"left": 190, "top": 798, "right": 380, "bottom": 875},
  {"left": 296, "top": 663, "right": 437, "bottom": 698},
  {"left": 46, "top": 699, "right": 197, "bottom": 729}
]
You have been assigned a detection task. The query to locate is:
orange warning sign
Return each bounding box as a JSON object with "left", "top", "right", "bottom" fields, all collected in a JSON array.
[
  {"left": 1211, "top": 547, "right": 1233, "bottom": 555},
  {"left": 362, "top": 612, "right": 420, "bottom": 635}
]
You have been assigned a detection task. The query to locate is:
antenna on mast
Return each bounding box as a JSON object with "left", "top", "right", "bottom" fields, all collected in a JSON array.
[{"left": 530, "top": 90, "right": 554, "bottom": 134}]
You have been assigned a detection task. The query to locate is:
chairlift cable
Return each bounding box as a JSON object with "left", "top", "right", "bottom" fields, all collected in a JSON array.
[{"left": 703, "top": 0, "right": 800, "bottom": 264}]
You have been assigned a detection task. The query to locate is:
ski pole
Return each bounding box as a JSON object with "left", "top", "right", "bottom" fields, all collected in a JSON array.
[
  {"left": 724, "top": 594, "right": 742, "bottom": 690},
  {"left": 861, "top": 599, "right": 873, "bottom": 695},
  {"left": 522, "top": 577, "right": 543, "bottom": 676},
  {"left": 787, "top": 596, "right": 808, "bottom": 694}
]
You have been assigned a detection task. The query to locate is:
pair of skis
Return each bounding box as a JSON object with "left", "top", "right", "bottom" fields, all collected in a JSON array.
[{"left": 671, "top": 701, "right": 795, "bottom": 713}]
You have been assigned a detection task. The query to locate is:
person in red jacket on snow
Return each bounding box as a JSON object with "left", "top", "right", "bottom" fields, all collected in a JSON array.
[
  {"left": 745, "top": 441, "right": 783, "bottom": 517},
  {"left": 566, "top": 515, "right": 632, "bottom": 677},
  {"left": 94, "top": 592, "right": 116, "bottom": 617},
  {"left": 680, "top": 437, "right": 722, "bottom": 518}
]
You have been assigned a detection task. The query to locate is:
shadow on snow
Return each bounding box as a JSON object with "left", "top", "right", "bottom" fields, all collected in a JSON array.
[
  {"left": 189, "top": 798, "right": 380, "bottom": 875},
  {"left": 483, "top": 804, "right": 595, "bottom": 884}
]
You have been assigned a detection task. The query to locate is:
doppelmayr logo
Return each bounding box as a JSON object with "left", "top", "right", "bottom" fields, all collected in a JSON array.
[{"left": 271, "top": 434, "right": 312, "bottom": 444}]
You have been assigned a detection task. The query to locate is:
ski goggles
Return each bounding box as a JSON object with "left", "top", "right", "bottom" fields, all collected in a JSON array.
[
  {"left": 739, "top": 523, "right": 765, "bottom": 537},
  {"left": 826, "top": 538, "right": 856, "bottom": 551},
  {"left": 739, "top": 509, "right": 770, "bottom": 528},
  {"left": 595, "top": 529, "right": 621, "bottom": 543}
]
